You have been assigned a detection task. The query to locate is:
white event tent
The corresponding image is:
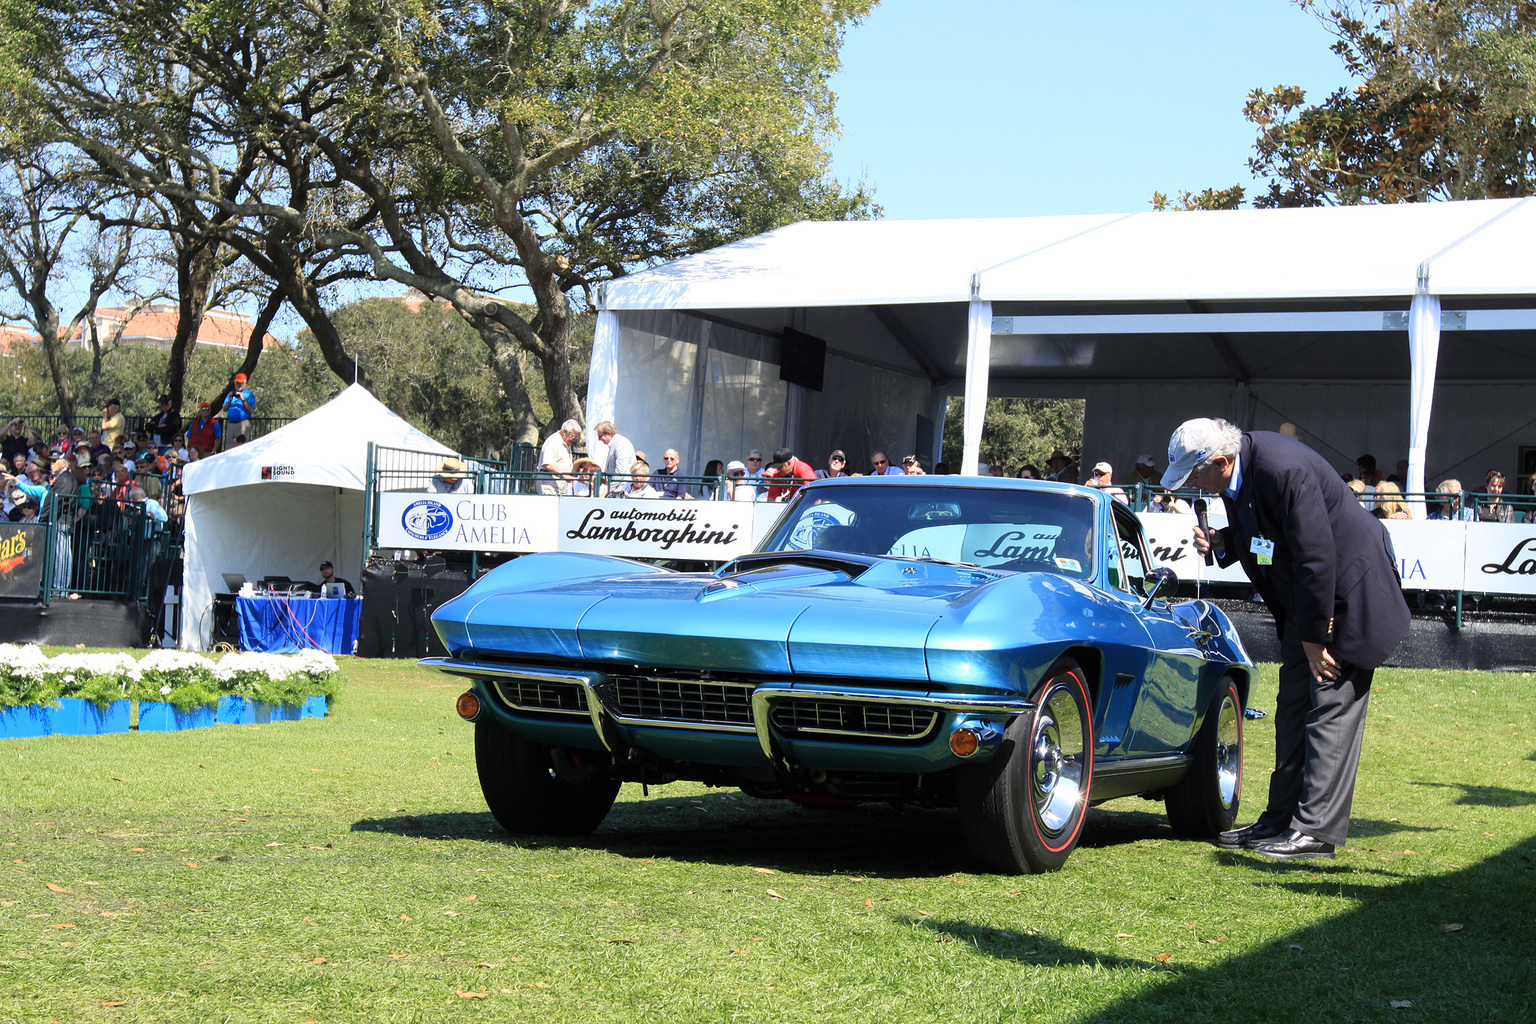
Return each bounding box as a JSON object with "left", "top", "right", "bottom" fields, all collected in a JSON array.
[
  {"left": 588, "top": 198, "right": 1536, "bottom": 494},
  {"left": 179, "top": 384, "right": 457, "bottom": 650}
]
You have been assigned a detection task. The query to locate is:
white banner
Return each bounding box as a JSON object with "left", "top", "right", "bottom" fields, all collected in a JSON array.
[
  {"left": 1462, "top": 521, "right": 1536, "bottom": 596},
  {"left": 1137, "top": 511, "right": 1248, "bottom": 585},
  {"left": 1138, "top": 512, "right": 1476, "bottom": 591},
  {"left": 558, "top": 498, "right": 764, "bottom": 559},
  {"left": 1381, "top": 520, "right": 1465, "bottom": 591},
  {"left": 373, "top": 491, "right": 1531, "bottom": 596},
  {"left": 377, "top": 493, "right": 560, "bottom": 551}
]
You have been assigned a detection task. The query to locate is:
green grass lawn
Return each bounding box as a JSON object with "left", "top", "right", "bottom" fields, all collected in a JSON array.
[{"left": 2, "top": 658, "right": 1533, "bottom": 1023}]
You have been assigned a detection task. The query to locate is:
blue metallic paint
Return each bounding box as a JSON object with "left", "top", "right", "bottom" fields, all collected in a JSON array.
[{"left": 427, "top": 479, "right": 1254, "bottom": 811}]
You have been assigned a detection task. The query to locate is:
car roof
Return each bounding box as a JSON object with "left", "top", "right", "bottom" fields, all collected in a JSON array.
[{"left": 800, "top": 474, "right": 1108, "bottom": 503}]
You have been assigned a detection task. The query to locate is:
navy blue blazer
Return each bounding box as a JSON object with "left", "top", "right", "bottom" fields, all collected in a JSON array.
[{"left": 1214, "top": 432, "right": 1410, "bottom": 669}]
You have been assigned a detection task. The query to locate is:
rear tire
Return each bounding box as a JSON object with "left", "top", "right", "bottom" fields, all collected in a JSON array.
[
  {"left": 1165, "top": 677, "right": 1243, "bottom": 837},
  {"left": 957, "top": 658, "right": 1094, "bottom": 873},
  {"left": 475, "top": 720, "right": 619, "bottom": 835}
]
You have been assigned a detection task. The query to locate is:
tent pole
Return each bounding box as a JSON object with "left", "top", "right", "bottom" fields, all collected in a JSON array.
[
  {"left": 362, "top": 442, "right": 376, "bottom": 574},
  {"left": 586, "top": 310, "right": 622, "bottom": 454},
  {"left": 686, "top": 319, "right": 712, "bottom": 477},
  {"left": 1407, "top": 266, "right": 1441, "bottom": 513},
  {"left": 927, "top": 389, "right": 949, "bottom": 471},
  {"left": 960, "top": 291, "right": 993, "bottom": 476}
]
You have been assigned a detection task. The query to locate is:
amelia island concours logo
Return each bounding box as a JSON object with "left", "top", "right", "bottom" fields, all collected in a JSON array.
[{"left": 401, "top": 499, "right": 454, "bottom": 542}]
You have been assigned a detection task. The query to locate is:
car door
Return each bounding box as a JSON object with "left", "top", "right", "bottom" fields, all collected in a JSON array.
[{"left": 1107, "top": 506, "right": 1208, "bottom": 755}]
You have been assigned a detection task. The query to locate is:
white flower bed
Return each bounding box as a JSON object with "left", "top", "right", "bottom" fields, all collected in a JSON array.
[{"left": 0, "top": 645, "right": 342, "bottom": 710}]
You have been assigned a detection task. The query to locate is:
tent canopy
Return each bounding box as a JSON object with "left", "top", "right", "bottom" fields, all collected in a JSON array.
[
  {"left": 588, "top": 198, "right": 1536, "bottom": 492},
  {"left": 182, "top": 383, "right": 454, "bottom": 495},
  {"left": 179, "top": 385, "right": 457, "bottom": 650}
]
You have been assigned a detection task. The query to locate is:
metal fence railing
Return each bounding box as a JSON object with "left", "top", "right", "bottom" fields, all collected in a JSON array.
[{"left": 19, "top": 490, "right": 178, "bottom": 607}]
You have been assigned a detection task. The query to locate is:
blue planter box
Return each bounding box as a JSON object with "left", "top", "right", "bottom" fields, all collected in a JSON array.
[
  {"left": 216, "top": 695, "right": 256, "bottom": 725},
  {"left": 269, "top": 703, "right": 303, "bottom": 722},
  {"left": 300, "top": 695, "right": 328, "bottom": 719},
  {"left": 51, "top": 698, "right": 130, "bottom": 736},
  {"left": 137, "top": 701, "right": 216, "bottom": 732},
  {"left": 0, "top": 704, "right": 54, "bottom": 738}
]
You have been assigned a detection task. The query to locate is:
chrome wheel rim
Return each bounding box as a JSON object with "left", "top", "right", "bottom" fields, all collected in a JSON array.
[
  {"left": 1214, "top": 690, "right": 1241, "bottom": 810},
  {"left": 1031, "top": 683, "right": 1086, "bottom": 835}
]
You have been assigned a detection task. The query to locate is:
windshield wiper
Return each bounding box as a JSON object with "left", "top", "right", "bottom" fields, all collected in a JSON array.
[{"left": 906, "top": 556, "right": 980, "bottom": 569}]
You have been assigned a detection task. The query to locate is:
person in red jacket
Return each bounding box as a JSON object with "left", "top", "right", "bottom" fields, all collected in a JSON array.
[{"left": 186, "top": 403, "right": 222, "bottom": 455}]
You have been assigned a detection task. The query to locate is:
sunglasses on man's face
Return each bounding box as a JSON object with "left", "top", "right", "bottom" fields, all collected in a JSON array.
[
  {"left": 873, "top": 459, "right": 887, "bottom": 466},
  {"left": 747, "top": 457, "right": 762, "bottom": 462}
]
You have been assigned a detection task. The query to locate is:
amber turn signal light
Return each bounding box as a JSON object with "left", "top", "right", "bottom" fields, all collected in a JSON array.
[
  {"left": 455, "top": 691, "right": 481, "bottom": 721},
  {"left": 950, "top": 727, "right": 980, "bottom": 758},
  {"left": 949, "top": 719, "right": 1003, "bottom": 758}
]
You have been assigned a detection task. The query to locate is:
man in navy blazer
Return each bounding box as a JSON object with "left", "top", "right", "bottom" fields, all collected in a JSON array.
[{"left": 1164, "top": 418, "right": 1410, "bottom": 860}]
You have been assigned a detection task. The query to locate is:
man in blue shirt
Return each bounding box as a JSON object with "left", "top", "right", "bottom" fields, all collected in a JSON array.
[{"left": 222, "top": 373, "right": 256, "bottom": 441}]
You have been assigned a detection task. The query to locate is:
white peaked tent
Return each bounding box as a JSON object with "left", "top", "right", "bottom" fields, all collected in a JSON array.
[
  {"left": 589, "top": 198, "right": 1536, "bottom": 495},
  {"left": 179, "top": 384, "right": 457, "bottom": 650}
]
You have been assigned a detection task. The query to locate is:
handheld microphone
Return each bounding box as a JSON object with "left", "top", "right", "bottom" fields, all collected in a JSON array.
[{"left": 1194, "top": 498, "right": 1215, "bottom": 566}]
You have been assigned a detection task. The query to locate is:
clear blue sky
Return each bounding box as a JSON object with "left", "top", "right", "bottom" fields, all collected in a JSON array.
[{"left": 827, "top": 0, "right": 1352, "bottom": 219}]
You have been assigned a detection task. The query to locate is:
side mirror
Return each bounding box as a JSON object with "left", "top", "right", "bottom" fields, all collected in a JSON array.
[{"left": 1143, "top": 566, "right": 1178, "bottom": 607}]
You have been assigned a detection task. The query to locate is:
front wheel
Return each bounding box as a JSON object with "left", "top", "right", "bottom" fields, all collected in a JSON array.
[
  {"left": 475, "top": 720, "right": 620, "bottom": 835},
  {"left": 957, "top": 659, "right": 1094, "bottom": 873},
  {"left": 1164, "top": 677, "right": 1243, "bottom": 837}
]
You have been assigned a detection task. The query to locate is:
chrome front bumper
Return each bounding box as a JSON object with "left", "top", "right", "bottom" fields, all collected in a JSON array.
[{"left": 420, "top": 657, "right": 1033, "bottom": 763}]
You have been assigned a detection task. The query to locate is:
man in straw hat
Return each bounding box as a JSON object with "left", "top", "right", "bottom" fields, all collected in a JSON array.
[{"left": 431, "top": 457, "right": 474, "bottom": 494}]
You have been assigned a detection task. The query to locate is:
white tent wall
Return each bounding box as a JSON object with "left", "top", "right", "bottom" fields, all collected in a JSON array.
[
  {"left": 1077, "top": 382, "right": 1246, "bottom": 483},
  {"left": 795, "top": 350, "right": 932, "bottom": 470},
  {"left": 183, "top": 485, "right": 365, "bottom": 650},
  {"left": 604, "top": 310, "right": 709, "bottom": 470},
  {"left": 606, "top": 309, "right": 933, "bottom": 475}
]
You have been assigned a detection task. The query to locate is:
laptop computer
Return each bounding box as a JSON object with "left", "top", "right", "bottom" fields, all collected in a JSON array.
[{"left": 221, "top": 573, "right": 247, "bottom": 593}]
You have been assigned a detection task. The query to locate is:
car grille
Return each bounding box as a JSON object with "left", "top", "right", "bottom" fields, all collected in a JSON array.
[
  {"left": 491, "top": 678, "right": 588, "bottom": 715},
  {"left": 770, "top": 700, "right": 938, "bottom": 741},
  {"left": 612, "top": 676, "right": 755, "bottom": 726}
]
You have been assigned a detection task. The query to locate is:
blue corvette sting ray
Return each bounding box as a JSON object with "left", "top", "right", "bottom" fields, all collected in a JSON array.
[{"left": 424, "top": 477, "right": 1252, "bottom": 873}]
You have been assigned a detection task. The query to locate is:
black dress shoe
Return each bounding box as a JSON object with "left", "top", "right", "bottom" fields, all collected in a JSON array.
[
  {"left": 1248, "top": 829, "right": 1336, "bottom": 860},
  {"left": 1215, "top": 820, "right": 1286, "bottom": 849}
]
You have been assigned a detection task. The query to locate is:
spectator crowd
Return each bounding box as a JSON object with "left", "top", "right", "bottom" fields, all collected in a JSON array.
[
  {"left": 515, "top": 417, "right": 1536, "bottom": 520},
  {"left": 530, "top": 419, "right": 957, "bottom": 502},
  {"left": 0, "top": 394, "right": 219, "bottom": 595}
]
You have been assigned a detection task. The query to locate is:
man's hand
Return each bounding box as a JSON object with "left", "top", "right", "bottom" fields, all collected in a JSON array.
[
  {"left": 1192, "top": 525, "right": 1223, "bottom": 558},
  {"left": 1302, "top": 640, "right": 1340, "bottom": 683}
]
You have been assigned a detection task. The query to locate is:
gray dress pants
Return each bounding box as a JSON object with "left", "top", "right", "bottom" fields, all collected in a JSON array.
[{"left": 1255, "top": 641, "right": 1374, "bottom": 847}]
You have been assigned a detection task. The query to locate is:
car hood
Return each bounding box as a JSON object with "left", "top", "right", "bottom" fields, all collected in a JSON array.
[{"left": 432, "top": 552, "right": 1119, "bottom": 686}]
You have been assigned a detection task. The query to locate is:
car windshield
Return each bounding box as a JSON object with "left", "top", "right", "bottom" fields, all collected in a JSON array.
[{"left": 758, "top": 483, "right": 1096, "bottom": 581}]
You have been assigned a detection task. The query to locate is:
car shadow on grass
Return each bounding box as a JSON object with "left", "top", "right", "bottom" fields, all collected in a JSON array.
[{"left": 352, "top": 793, "right": 1217, "bottom": 878}]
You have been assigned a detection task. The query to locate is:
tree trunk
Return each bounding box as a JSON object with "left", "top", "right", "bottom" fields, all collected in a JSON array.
[
  {"left": 472, "top": 318, "right": 542, "bottom": 446},
  {"left": 268, "top": 245, "right": 372, "bottom": 392},
  {"left": 166, "top": 238, "right": 219, "bottom": 411},
  {"left": 31, "top": 297, "right": 76, "bottom": 425},
  {"left": 526, "top": 263, "right": 583, "bottom": 431}
]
